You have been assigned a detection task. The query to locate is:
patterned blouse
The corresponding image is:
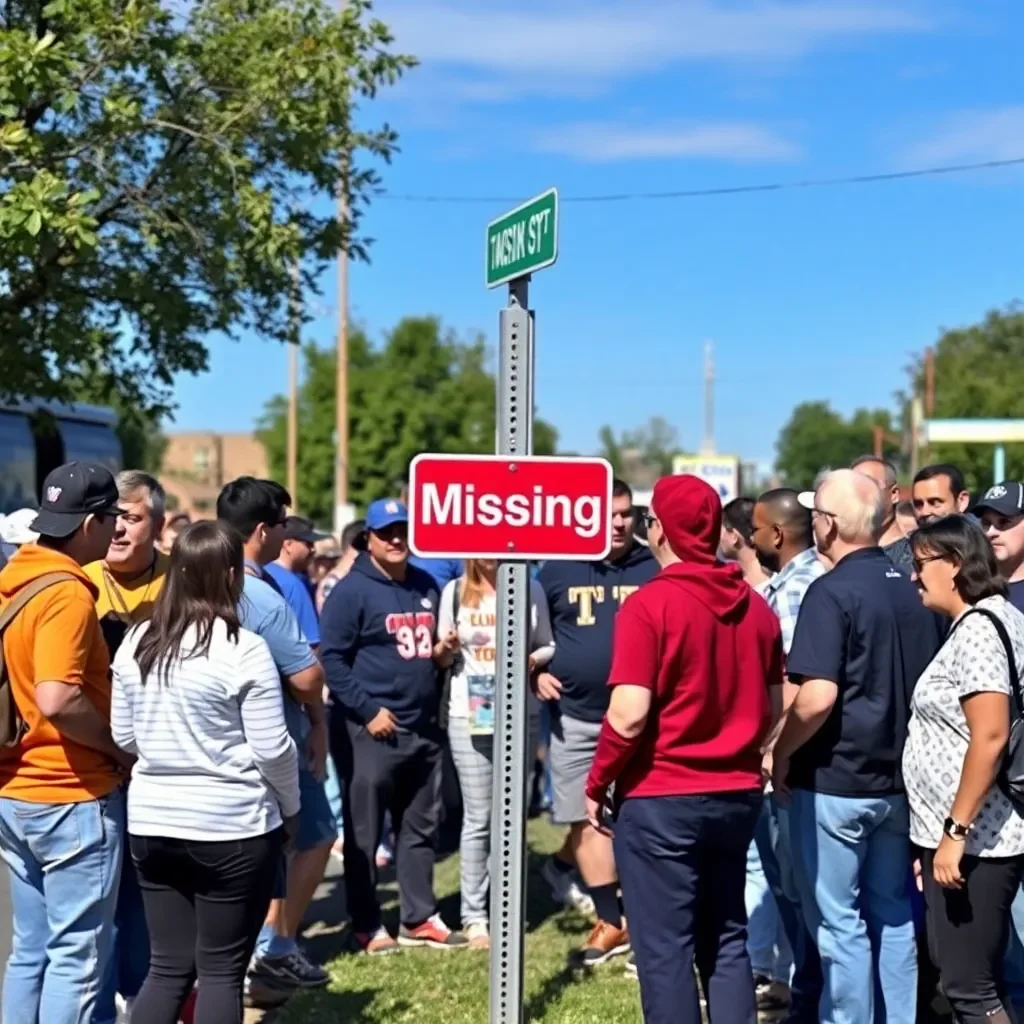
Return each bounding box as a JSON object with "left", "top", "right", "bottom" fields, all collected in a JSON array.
[{"left": 903, "top": 594, "right": 1024, "bottom": 856}]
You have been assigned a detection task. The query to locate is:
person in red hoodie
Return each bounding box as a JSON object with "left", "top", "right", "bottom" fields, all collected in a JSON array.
[{"left": 585, "top": 474, "right": 784, "bottom": 1024}]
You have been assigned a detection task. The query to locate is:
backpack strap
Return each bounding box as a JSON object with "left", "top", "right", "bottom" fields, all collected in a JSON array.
[{"left": 0, "top": 572, "right": 80, "bottom": 634}]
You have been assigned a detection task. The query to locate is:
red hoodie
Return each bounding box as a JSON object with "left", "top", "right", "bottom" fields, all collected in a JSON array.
[{"left": 587, "top": 475, "right": 784, "bottom": 801}]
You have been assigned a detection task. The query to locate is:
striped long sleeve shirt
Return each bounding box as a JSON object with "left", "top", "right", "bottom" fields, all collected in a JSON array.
[{"left": 111, "top": 618, "right": 300, "bottom": 840}]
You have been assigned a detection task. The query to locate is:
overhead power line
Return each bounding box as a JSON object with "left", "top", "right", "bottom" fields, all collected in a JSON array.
[{"left": 380, "top": 155, "right": 1024, "bottom": 205}]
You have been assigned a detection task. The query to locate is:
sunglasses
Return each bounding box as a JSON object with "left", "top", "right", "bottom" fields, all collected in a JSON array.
[{"left": 911, "top": 554, "right": 945, "bottom": 575}]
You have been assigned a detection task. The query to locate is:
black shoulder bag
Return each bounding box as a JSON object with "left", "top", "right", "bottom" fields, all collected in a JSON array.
[{"left": 948, "top": 607, "right": 1024, "bottom": 813}]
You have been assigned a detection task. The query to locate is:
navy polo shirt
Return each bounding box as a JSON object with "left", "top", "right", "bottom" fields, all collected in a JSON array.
[{"left": 786, "top": 547, "right": 944, "bottom": 796}]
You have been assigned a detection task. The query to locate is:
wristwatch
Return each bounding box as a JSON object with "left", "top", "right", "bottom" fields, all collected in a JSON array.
[{"left": 943, "top": 816, "right": 971, "bottom": 841}]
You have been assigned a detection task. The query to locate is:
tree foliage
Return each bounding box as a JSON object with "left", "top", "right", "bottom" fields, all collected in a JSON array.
[
  {"left": 257, "top": 317, "right": 559, "bottom": 523},
  {"left": 0, "top": 0, "right": 413, "bottom": 417},
  {"left": 909, "top": 308, "right": 1024, "bottom": 490},
  {"left": 774, "top": 401, "right": 899, "bottom": 488},
  {"left": 598, "top": 416, "right": 680, "bottom": 477}
]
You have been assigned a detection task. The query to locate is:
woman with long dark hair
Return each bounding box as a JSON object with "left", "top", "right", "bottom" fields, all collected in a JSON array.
[
  {"left": 904, "top": 515, "right": 1024, "bottom": 1024},
  {"left": 110, "top": 520, "right": 300, "bottom": 1024}
]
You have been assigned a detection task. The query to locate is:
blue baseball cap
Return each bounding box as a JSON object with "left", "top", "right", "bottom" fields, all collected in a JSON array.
[{"left": 366, "top": 498, "right": 408, "bottom": 532}]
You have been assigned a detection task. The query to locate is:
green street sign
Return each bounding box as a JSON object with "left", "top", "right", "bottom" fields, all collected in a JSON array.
[{"left": 486, "top": 187, "right": 558, "bottom": 289}]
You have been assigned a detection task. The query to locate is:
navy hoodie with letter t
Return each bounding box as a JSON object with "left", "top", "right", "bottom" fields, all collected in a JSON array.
[
  {"left": 320, "top": 552, "right": 441, "bottom": 732},
  {"left": 539, "top": 542, "right": 657, "bottom": 722}
]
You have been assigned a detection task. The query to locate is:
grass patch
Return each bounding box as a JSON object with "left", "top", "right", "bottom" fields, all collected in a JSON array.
[{"left": 275, "top": 817, "right": 643, "bottom": 1024}]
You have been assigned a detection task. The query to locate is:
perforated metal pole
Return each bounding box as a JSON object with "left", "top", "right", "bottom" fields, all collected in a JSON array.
[{"left": 490, "top": 276, "right": 533, "bottom": 1024}]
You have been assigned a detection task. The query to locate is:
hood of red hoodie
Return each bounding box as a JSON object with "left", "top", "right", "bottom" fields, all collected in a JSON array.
[{"left": 649, "top": 474, "right": 750, "bottom": 620}]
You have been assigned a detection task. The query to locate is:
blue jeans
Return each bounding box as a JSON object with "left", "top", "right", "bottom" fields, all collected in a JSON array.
[
  {"left": 324, "top": 754, "right": 345, "bottom": 840},
  {"left": 616, "top": 791, "right": 762, "bottom": 1024},
  {"left": 0, "top": 789, "right": 125, "bottom": 1024},
  {"left": 754, "top": 794, "right": 822, "bottom": 1020},
  {"left": 93, "top": 828, "right": 149, "bottom": 1024},
  {"left": 789, "top": 789, "right": 916, "bottom": 1024},
  {"left": 746, "top": 833, "right": 792, "bottom": 981}
]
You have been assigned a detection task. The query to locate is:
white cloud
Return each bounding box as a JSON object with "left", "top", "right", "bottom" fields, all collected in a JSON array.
[
  {"left": 901, "top": 106, "right": 1024, "bottom": 164},
  {"left": 533, "top": 120, "right": 802, "bottom": 162},
  {"left": 380, "top": 0, "right": 931, "bottom": 98}
]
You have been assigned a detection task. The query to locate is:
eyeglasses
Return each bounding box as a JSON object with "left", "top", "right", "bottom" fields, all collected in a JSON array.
[
  {"left": 811, "top": 506, "right": 836, "bottom": 519},
  {"left": 642, "top": 513, "right": 657, "bottom": 529},
  {"left": 911, "top": 554, "right": 945, "bottom": 575}
]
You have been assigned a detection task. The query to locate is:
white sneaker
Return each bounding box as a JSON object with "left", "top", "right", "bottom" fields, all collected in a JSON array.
[{"left": 464, "top": 921, "right": 490, "bottom": 949}]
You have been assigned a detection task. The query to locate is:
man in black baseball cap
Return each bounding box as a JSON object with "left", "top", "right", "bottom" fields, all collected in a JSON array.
[
  {"left": 974, "top": 482, "right": 1024, "bottom": 613},
  {"left": 31, "top": 462, "right": 125, "bottom": 539},
  {"left": 0, "top": 461, "right": 130, "bottom": 1019}
]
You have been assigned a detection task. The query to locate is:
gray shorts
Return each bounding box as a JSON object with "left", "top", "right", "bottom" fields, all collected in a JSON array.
[{"left": 549, "top": 714, "right": 602, "bottom": 825}]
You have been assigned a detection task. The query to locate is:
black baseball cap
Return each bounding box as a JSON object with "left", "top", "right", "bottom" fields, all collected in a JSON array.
[
  {"left": 31, "top": 462, "right": 125, "bottom": 539},
  {"left": 281, "top": 515, "right": 329, "bottom": 544},
  {"left": 973, "top": 482, "right": 1024, "bottom": 518}
]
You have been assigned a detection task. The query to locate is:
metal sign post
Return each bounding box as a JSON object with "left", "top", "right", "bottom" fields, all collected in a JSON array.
[
  {"left": 485, "top": 187, "right": 558, "bottom": 1024},
  {"left": 490, "top": 275, "right": 533, "bottom": 1024}
]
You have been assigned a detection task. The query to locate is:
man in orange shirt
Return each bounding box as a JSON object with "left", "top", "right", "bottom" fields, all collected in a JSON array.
[{"left": 0, "top": 462, "right": 130, "bottom": 1024}]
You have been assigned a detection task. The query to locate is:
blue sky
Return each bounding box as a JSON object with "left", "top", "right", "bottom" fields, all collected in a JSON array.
[{"left": 172, "top": 0, "right": 1024, "bottom": 469}]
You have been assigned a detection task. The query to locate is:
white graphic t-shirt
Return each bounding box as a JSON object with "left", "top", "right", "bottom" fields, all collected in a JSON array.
[
  {"left": 903, "top": 594, "right": 1024, "bottom": 856},
  {"left": 438, "top": 578, "right": 554, "bottom": 735}
]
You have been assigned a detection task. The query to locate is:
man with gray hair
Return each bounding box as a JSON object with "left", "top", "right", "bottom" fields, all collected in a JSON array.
[
  {"left": 86, "top": 470, "right": 168, "bottom": 1024},
  {"left": 851, "top": 455, "right": 914, "bottom": 573},
  {"left": 768, "top": 469, "right": 943, "bottom": 1024}
]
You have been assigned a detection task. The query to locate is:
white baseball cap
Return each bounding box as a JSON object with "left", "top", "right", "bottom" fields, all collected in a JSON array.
[{"left": 1, "top": 507, "right": 40, "bottom": 546}]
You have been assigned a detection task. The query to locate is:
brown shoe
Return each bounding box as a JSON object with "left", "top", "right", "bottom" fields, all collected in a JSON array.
[{"left": 579, "top": 919, "right": 631, "bottom": 966}]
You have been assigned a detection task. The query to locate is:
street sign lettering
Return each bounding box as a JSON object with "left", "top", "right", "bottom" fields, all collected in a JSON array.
[
  {"left": 486, "top": 188, "right": 558, "bottom": 289},
  {"left": 409, "top": 454, "right": 611, "bottom": 560}
]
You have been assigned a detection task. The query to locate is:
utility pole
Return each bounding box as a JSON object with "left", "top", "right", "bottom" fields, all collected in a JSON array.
[
  {"left": 701, "top": 339, "right": 715, "bottom": 455},
  {"left": 287, "top": 258, "right": 300, "bottom": 512},
  {"left": 924, "top": 346, "right": 936, "bottom": 466},
  {"left": 333, "top": 160, "right": 350, "bottom": 535}
]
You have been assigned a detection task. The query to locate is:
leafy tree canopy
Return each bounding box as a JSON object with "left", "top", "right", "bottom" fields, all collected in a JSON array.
[
  {"left": 910, "top": 307, "right": 1024, "bottom": 490},
  {"left": 0, "top": 0, "right": 413, "bottom": 418},
  {"left": 258, "top": 317, "right": 559, "bottom": 523},
  {"left": 598, "top": 416, "right": 680, "bottom": 477},
  {"left": 774, "top": 401, "right": 898, "bottom": 488}
]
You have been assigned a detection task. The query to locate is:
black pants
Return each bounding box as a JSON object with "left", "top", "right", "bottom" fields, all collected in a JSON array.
[
  {"left": 332, "top": 718, "right": 442, "bottom": 933},
  {"left": 615, "top": 791, "right": 761, "bottom": 1024},
  {"left": 922, "top": 847, "right": 1024, "bottom": 1024},
  {"left": 129, "top": 829, "right": 283, "bottom": 1024}
]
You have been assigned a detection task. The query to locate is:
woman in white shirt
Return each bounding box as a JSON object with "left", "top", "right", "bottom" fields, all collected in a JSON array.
[
  {"left": 111, "top": 520, "right": 300, "bottom": 1024},
  {"left": 903, "top": 516, "right": 1024, "bottom": 1024},
  {"left": 437, "top": 559, "right": 554, "bottom": 948}
]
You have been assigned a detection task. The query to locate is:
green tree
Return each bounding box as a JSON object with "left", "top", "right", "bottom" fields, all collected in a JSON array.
[
  {"left": 598, "top": 416, "right": 680, "bottom": 476},
  {"left": 909, "top": 307, "right": 1024, "bottom": 490},
  {"left": 258, "top": 317, "right": 559, "bottom": 523},
  {"left": 775, "top": 401, "right": 899, "bottom": 487},
  {"left": 0, "top": 0, "right": 413, "bottom": 416}
]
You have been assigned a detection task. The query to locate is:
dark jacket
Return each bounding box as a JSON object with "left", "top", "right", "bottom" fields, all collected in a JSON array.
[
  {"left": 320, "top": 553, "right": 441, "bottom": 732},
  {"left": 538, "top": 542, "right": 658, "bottom": 722}
]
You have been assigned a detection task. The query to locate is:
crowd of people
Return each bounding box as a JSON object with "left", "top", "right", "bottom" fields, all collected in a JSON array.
[{"left": 1, "top": 453, "right": 1024, "bottom": 1024}]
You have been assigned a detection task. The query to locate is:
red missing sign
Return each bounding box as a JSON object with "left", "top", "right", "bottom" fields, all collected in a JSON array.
[{"left": 408, "top": 454, "right": 614, "bottom": 561}]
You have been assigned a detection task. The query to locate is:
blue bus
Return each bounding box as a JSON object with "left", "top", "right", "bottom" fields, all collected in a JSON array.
[{"left": 0, "top": 401, "right": 121, "bottom": 514}]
